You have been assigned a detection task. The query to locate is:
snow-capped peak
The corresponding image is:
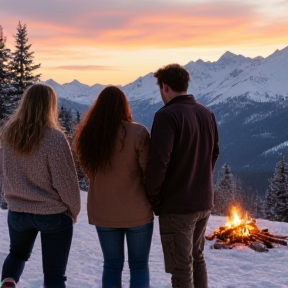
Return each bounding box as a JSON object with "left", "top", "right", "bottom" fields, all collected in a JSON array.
[{"left": 45, "top": 46, "right": 288, "bottom": 106}]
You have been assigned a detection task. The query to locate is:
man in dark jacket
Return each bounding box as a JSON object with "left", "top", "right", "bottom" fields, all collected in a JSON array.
[{"left": 145, "top": 64, "right": 219, "bottom": 288}]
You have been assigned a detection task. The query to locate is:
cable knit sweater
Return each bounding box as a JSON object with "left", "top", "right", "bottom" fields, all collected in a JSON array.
[{"left": 0, "top": 127, "right": 81, "bottom": 222}]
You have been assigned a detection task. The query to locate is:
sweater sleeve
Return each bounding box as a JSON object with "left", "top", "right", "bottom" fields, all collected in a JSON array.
[
  {"left": 145, "top": 111, "right": 176, "bottom": 214},
  {"left": 47, "top": 132, "right": 81, "bottom": 222}
]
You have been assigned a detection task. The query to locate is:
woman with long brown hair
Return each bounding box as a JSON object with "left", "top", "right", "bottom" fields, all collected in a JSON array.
[
  {"left": 74, "top": 86, "right": 153, "bottom": 288},
  {"left": 0, "top": 84, "right": 80, "bottom": 288}
]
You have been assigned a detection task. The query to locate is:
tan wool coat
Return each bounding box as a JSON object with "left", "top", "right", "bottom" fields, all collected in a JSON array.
[{"left": 87, "top": 121, "right": 153, "bottom": 228}]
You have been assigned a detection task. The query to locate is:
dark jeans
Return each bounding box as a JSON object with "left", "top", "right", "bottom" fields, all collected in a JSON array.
[
  {"left": 159, "top": 210, "right": 211, "bottom": 288},
  {"left": 1, "top": 211, "right": 73, "bottom": 288},
  {"left": 96, "top": 221, "right": 154, "bottom": 288}
]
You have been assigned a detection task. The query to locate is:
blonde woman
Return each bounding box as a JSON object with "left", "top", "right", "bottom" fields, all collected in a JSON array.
[{"left": 0, "top": 84, "right": 80, "bottom": 288}]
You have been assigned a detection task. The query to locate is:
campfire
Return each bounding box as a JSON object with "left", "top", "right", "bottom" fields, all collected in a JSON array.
[{"left": 205, "top": 207, "right": 288, "bottom": 252}]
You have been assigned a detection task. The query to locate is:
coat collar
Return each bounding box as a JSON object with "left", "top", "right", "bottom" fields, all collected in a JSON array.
[{"left": 165, "top": 94, "right": 196, "bottom": 107}]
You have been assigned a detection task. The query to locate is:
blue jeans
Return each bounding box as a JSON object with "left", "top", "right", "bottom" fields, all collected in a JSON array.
[
  {"left": 96, "top": 221, "right": 154, "bottom": 288},
  {"left": 1, "top": 211, "right": 73, "bottom": 288}
]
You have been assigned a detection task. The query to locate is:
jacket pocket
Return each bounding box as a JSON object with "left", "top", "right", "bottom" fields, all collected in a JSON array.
[{"left": 160, "top": 234, "right": 176, "bottom": 273}]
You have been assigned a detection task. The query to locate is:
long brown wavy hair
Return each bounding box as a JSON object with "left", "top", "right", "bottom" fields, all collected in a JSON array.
[
  {"left": 0, "top": 83, "right": 61, "bottom": 154},
  {"left": 74, "top": 86, "right": 133, "bottom": 176}
]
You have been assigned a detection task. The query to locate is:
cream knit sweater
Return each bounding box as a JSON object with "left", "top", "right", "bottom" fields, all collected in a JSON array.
[{"left": 1, "top": 127, "right": 81, "bottom": 222}]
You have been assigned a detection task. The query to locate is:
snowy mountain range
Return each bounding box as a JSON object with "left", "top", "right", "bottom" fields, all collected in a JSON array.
[
  {"left": 46, "top": 46, "right": 288, "bottom": 106},
  {"left": 45, "top": 46, "right": 288, "bottom": 195}
]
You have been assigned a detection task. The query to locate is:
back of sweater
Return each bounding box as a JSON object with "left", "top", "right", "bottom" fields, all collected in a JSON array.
[{"left": 1, "top": 127, "right": 81, "bottom": 222}]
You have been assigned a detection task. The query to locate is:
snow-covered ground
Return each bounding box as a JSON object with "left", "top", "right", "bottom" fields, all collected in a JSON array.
[{"left": 1, "top": 191, "right": 288, "bottom": 288}]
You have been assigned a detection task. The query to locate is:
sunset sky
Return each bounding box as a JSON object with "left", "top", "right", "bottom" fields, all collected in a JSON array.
[{"left": 1, "top": 0, "right": 287, "bottom": 86}]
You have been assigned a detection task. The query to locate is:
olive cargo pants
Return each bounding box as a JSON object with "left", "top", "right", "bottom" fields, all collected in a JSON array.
[{"left": 159, "top": 210, "right": 210, "bottom": 288}]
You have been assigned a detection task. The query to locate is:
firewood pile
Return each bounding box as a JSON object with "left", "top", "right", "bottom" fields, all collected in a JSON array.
[{"left": 206, "top": 209, "right": 288, "bottom": 252}]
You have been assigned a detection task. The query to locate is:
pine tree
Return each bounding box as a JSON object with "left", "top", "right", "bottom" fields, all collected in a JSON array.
[
  {"left": 265, "top": 186, "right": 277, "bottom": 221},
  {"left": 0, "top": 26, "right": 11, "bottom": 208},
  {"left": 252, "top": 194, "right": 264, "bottom": 219},
  {"left": 241, "top": 187, "right": 264, "bottom": 219},
  {"left": 10, "top": 22, "right": 41, "bottom": 102},
  {"left": 273, "top": 158, "right": 288, "bottom": 222},
  {"left": 0, "top": 26, "right": 15, "bottom": 124},
  {"left": 76, "top": 110, "right": 81, "bottom": 124},
  {"left": 0, "top": 41, "right": 10, "bottom": 121},
  {"left": 73, "top": 149, "right": 88, "bottom": 191},
  {"left": 58, "top": 107, "right": 88, "bottom": 191},
  {"left": 59, "top": 106, "right": 74, "bottom": 137},
  {"left": 213, "top": 163, "right": 238, "bottom": 215},
  {"left": 265, "top": 158, "right": 288, "bottom": 222},
  {"left": 73, "top": 110, "right": 88, "bottom": 190}
]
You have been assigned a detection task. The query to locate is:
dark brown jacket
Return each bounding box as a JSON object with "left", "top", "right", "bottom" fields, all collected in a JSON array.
[{"left": 145, "top": 95, "right": 219, "bottom": 215}]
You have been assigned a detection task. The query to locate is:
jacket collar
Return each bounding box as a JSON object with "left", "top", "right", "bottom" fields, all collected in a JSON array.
[{"left": 165, "top": 94, "right": 196, "bottom": 107}]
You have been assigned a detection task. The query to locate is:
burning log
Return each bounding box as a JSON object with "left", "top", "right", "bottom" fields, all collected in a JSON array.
[
  {"left": 205, "top": 233, "right": 216, "bottom": 241},
  {"left": 250, "top": 236, "right": 274, "bottom": 249},
  {"left": 254, "top": 233, "right": 287, "bottom": 246},
  {"left": 260, "top": 230, "right": 288, "bottom": 239},
  {"left": 206, "top": 207, "right": 288, "bottom": 252}
]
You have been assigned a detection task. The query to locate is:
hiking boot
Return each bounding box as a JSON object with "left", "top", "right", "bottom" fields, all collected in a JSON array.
[{"left": 0, "top": 278, "right": 16, "bottom": 288}]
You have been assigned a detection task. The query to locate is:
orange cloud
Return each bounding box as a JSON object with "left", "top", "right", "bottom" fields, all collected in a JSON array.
[
  {"left": 2, "top": 1, "right": 287, "bottom": 51},
  {"left": 50, "top": 65, "right": 118, "bottom": 71},
  {"left": 1, "top": 0, "right": 287, "bottom": 85}
]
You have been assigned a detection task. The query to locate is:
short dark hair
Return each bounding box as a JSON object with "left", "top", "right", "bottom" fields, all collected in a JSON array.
[{"left": 154, "top": 63, "right": 190, "bottom": 92}]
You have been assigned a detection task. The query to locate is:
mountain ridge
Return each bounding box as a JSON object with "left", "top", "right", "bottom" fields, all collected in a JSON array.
[{"left": 45, "top": 46, "right": 288, "bottom": 107}]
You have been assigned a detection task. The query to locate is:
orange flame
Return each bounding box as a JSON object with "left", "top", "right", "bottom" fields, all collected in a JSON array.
[{"left": 225, "top": 207, "right": 252, "bottom": 238}]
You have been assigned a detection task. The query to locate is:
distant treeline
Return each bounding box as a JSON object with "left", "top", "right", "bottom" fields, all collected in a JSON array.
[{"left": 213, "top": 160, "right": 288, "bottom": 222}]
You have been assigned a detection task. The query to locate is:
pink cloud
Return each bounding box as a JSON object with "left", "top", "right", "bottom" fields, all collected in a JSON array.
[{"left": 1, "top": 0, "right": 287, "bottom": 50}]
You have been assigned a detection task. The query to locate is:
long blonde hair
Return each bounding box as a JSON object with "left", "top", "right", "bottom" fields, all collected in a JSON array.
[{"left": 0, "top": 83, "right": 62, "bottom": 154}]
